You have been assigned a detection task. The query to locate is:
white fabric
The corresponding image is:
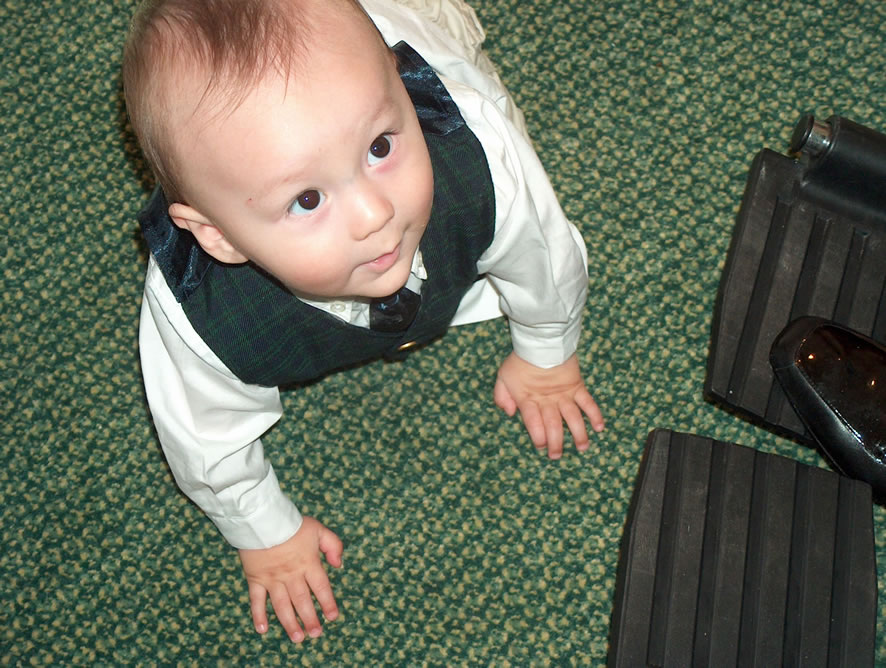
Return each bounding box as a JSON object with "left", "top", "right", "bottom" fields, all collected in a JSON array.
[{"left": 139, "top": 0, "right": 589, "bottom": 549}]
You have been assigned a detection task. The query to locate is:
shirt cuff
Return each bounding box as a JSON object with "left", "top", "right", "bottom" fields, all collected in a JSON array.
[
  {"left": 206, "top": 468, "right": 304, "bottom": 550},
  {"left": 508, "top": 316, "right": 582, "bottom": 369}
]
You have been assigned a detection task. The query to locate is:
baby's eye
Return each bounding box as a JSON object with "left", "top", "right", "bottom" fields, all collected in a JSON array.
[
  {"left": 367, "top": 134, "right": 393, "bottom": 165},
  {"left": 288, "top": 189, "right": 325, "bottom": 215}
]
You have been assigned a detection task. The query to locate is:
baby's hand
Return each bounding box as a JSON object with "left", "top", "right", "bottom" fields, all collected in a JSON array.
[
  {"left": 494, "top": 352, "right": 604, "bottom": 459},
  {"left": 238, "top": 516, "right": 343, "bottom": 643}
]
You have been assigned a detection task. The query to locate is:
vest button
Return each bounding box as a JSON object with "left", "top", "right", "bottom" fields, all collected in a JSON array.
[{"left": 397, "top": 340, "right": 419, "bottom": 352}]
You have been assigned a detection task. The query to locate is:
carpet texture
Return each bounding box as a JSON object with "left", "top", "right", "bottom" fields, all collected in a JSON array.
[{"left": 2, "top": 0, "right": 885, "bottom": 664}]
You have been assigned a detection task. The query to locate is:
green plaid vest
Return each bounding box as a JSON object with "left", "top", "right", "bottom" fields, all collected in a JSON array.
[{"left": 139, "top": 43, "right": 495, "bottom": 387}]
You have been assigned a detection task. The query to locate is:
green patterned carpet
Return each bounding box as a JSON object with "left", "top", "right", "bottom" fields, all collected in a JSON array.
[{"left": 3, "top": 0, "right": 885, "bottom": 664}]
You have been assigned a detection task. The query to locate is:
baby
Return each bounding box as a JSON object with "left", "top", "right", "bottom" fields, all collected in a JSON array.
[{"left": 123, "top": 0, "right": 603, "bottom": 644}]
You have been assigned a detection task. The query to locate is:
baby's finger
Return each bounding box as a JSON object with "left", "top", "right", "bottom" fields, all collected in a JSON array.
[
  {"left": 559, "top": 399, "right": 590, "bottom": 451},
  {"left": 319, "top": 526, "right": 344, "bottom": 570},
  {"left": 575, "top": 388, "right": 604, "bottom": 432},
  {"left": 517, "top": 400, "right": 546, "bottom": 450},
  {"left": 493, "top": 377, "right": 517, "bottom": 416},
  {"left": 541, "top": 402, "right": 564, "bottom": 460},
  {"left": 288, "top": 580, "right": 323, "bottom": 639},
  {"left": 268, "top": 584, "right": 304, "bottom": 643},
  {"left": 248, "top": 582, "right": 270, "bottom": 634},
  {"left": 306, "top": 568, "right": 339, "bottom": 623}
]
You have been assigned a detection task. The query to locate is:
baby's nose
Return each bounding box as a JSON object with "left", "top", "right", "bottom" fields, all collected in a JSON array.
[{"left": 351, "top": 183, "right": 394, "bottom": 238}]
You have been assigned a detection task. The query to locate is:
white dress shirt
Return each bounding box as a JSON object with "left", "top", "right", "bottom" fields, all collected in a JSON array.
[{"left": 139, "top": 0, "right": 589, "bottom": 550}]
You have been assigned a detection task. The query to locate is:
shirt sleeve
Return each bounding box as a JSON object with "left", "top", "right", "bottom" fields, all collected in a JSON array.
[
  {"left": 446, "top": 78, "right": 590, "bottom": 369},
  {"left": 362, "top": 0, "right": 528, "bottom": 135},
  {"left": 139, "top": 257, "right": 303, "bottom": 550}
]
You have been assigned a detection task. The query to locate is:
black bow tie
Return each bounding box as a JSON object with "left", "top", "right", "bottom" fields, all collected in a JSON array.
[{"left": 370, "top": 286, "right": 421, "bottom": 332}]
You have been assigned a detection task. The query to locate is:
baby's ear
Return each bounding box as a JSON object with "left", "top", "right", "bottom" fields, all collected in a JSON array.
[{"left": 168, "top": 203, "right": 249, "bottom": 264}]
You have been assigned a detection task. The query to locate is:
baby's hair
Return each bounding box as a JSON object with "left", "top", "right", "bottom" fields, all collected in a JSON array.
[{"left": 122, "top": 0, "right": 365, "bottom": 204}]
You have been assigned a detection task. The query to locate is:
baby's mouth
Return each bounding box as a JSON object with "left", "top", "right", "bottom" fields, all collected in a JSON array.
[{"left": 366, "top": 244, "right": 400, "bottom": 271}]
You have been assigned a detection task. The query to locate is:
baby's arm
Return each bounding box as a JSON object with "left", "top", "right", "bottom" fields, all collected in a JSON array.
[
  {"left": 446, "top": 80, "right": 604, "bottom": 455},
  {"left": 139, "top": 261, "right": 341, "bottom": 639}
]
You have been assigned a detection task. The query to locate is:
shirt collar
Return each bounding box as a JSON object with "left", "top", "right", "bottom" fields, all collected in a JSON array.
[{"left": 300, "top": 249, "right": 426, "bottom": 326}]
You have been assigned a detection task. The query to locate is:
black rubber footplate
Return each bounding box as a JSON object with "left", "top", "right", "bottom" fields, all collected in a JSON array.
[
  {"left": 608, "top": 430, "right": 876, "bottom": 667},
  {"left": 705, "top": 143, "right": 886, "bottom": 442}
]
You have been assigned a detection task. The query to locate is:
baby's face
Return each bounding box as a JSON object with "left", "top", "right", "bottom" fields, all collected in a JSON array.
[{"left": 172, "top": 24, "right": 434, "bottom": 300}]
